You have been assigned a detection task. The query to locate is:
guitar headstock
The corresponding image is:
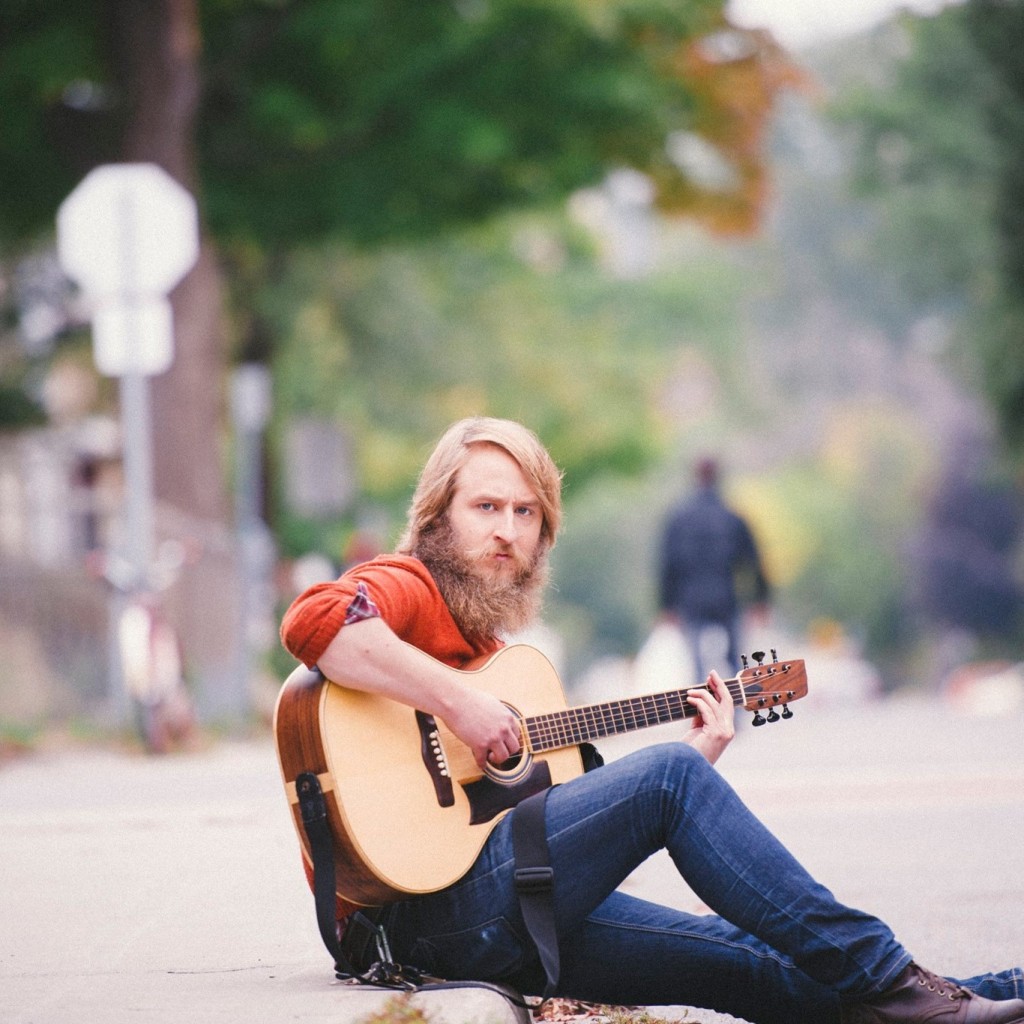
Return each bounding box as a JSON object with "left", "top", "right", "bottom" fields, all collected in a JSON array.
[{"left": 735, "top": 651, "right": 808, "bottom": 726}]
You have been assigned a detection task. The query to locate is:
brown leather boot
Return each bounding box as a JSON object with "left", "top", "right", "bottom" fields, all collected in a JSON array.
[{"left": 841, "top": 964, "right": 1024, "bottom": 1024}]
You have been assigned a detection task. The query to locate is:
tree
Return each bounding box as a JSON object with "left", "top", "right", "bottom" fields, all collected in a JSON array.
[
  {"left": 828, "top": 1, "right": 1024, "bottom": 454},
  {"left": 963, "top": 0, "right": 1024, "bottom": 448},
  {"left": 918, "top": 454, "right": 1024, "bottom": 642},
  {"left": 825, "top": 10, "right": 1001, "bottom": 338}
]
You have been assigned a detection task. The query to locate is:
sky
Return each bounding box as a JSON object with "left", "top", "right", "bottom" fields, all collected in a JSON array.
[{"left": 727, "top": 0, "right": 962, "bottom": 49}]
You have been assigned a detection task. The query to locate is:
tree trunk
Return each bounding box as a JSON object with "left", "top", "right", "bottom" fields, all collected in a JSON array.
[{"left": 108, "top": 0, "right": 244, "bottom": 717}]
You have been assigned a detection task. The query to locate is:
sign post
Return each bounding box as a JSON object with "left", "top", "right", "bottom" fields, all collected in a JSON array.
[{"left": 57, "top": 164, "right": 199, "bottom": 718}]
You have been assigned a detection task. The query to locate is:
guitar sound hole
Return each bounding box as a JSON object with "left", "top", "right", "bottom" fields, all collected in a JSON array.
[{"left": 494, "top": 752, "right": 523, "bottom": 772}]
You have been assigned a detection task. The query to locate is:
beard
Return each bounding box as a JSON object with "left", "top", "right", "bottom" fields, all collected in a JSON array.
[{"left": 414, "top": 517, "right": 550, "bottom": 643}]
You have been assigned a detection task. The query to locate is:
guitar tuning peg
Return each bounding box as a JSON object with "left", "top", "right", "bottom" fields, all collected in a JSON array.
[
  {"left": 741, "top": 654, "right": 749, "bottom": 668},
  {"left": 781, "top": 704, "right": 793, "bottom": 719},
  {"left": 770, "top": 648, "right": 778, "bottom": 662},
  {"left": 751, "top": 710, "right": 766, "bottom": 726},
  {"left": 752, "top": 650, "right": 765, "bottom": 665},
  {"left": 766, "top": 708, "right": 780, "bottom": 723}
]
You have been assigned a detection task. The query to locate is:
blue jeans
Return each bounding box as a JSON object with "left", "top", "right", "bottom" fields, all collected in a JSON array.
[
  {"left": 376, "top": 743, "right": 1022, "bottom": 1024},
  {"left": 685, "top": 616, "right": 741, "bottom": 680}
]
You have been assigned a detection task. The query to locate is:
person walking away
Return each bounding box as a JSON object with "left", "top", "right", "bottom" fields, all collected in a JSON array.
[{"left": 658, "top": 456, "right": 770, "bottom": 682}]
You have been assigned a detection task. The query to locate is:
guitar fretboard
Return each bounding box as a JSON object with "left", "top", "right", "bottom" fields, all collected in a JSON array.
[{"left": 524, "top": 678, "right": 746, "bottom": 752}]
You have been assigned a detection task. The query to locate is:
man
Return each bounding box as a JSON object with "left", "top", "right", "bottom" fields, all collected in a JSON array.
[
  {"left": 659, "top": 456, "right": 771, "bottom": 681},
  {"left": 281, "top": 417, "right": 1024, "bottom": 1024}
]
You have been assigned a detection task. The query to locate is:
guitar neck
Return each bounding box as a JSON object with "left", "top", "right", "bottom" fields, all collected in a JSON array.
[{"left": 524, "top": 678, "right": 743, "bottom": 753}]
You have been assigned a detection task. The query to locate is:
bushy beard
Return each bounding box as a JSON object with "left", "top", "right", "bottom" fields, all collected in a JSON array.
[{"left": 415, "top": 517, "right": 549, "bottom": 643}]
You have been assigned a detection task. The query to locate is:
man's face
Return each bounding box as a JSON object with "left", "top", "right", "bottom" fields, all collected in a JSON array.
[{"left": 447, "top": 444, "right": 543, "bottom": 580}]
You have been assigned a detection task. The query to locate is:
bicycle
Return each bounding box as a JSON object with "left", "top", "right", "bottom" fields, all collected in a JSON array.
[{"left": 90, "top": 542, "right": 197, "bottom": 753}]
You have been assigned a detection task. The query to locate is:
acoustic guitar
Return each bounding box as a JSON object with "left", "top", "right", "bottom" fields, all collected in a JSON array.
[{"left": 274, "top": 644, "right": 808, "bottom": 907}]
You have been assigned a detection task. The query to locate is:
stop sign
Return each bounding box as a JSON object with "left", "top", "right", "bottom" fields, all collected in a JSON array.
[
  {"left": 57, "top": 163, "right": 199, "bottom": 375},
  {"left": 57, "top": 163, "right": 199, "bottom": 298}
]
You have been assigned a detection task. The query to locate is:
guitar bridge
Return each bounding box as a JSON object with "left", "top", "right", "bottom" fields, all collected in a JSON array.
[{"left": 416, "top": 710, "right": 455, "bottom": 807}]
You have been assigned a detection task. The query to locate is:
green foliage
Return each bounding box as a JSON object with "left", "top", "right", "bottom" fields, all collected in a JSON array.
[
  {"left": 979, "top": 300, "right": 1024, "bottom": 447},
  {"left": 200, "top": 0, "right": 719, "bottom": 245},
  {"left": 0, "top": 0, "right": 740, "bottom": 251},
  {"left": 827, "top": 2, "right": 1024, "bottom": 453},
  {"left": 775, "top": 464, "right": 910, "bottom": 653},
  {"left": 10, "top": 0, "right": 972, "bottom": 685},
  {"left": 257, "top": 192, "right": 760, "bottom": 665},
  {"left": 0, "top": 379, "right": 46, "bottom": 429},
  {"left": 549, "top": 471, "right": 662, "bottom": 668},
  {"left": 963, "top": 0, "right": 1024, "bottom": 446},
  {"left": 823, "top": 12, "right": 1000, "bottom": 334},
  {"left": 0, "top": 1, "right": 113, "bottom": 242}
]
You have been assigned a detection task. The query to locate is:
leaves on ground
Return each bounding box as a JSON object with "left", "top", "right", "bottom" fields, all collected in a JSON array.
[{"left": 534, "top": 999, "right": 697, "bottom": 1024}]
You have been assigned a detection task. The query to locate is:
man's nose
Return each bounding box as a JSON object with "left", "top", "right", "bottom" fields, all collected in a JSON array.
[{"left": 492, "top": 508, "right": 519, "bottom": 542}]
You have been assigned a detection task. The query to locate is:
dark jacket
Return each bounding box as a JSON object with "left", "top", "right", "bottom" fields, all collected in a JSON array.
[{"left": 658, "top": 486, "right": 770, "bottom": 624}]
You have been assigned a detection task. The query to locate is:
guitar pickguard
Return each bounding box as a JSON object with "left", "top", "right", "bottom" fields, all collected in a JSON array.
[{"left": 462, "top": 759, "right": 553, "bottom": 825}]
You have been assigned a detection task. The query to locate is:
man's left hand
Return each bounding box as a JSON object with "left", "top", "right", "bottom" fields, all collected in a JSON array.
[{"left": 682, "top": 670, "right": 735, "bottom": 765}]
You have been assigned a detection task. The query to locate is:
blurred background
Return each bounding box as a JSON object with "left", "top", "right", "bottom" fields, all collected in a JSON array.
[{"left": 2, "top": 0, "right": 1023, "bottom": 753}]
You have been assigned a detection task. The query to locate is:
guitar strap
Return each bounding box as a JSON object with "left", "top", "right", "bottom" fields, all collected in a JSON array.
[
  {"left": 295, "top": 771, "right": 363, "bottom": 978},
  {"left": 511, "top": 745, "right": 602, "bottom": 997},
  {"left": 298, "top": 769, "right": 429, "bottom": 986},
  {"left": 512, "top": 787, "right": 560, "bottom": 998}
]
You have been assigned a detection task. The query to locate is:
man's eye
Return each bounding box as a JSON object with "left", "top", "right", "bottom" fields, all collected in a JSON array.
[{"left": 516, "top": 506, "right": 533, "bottom": 517}]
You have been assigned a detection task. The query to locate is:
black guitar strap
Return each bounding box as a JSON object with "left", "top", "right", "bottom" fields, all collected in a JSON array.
[
  {"left": 298, "top": 770, "right": 425, "bottom": 987},
  {"left": 510, "top": 746, "right": 606, "bottom": 997},
  {"left": 511, "top": 787, "right": 560, "bottom": 998},
  {"left": 295, "top": 771, "right": 363, "bottom": 977}
]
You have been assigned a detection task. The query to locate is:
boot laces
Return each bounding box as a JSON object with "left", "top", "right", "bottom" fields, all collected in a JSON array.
[{"left": 912, "top": 964, "right": 969, "bottom": 1003}]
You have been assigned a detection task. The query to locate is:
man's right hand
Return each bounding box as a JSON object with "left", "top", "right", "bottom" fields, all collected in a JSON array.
[{"left": 444, "top": 687, "right": 523, "bottom": 769}]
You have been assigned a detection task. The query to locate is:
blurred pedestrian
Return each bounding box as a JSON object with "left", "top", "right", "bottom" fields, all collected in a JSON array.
[{"left": 658, "top": 456, "right": 770, "bottom": 681}]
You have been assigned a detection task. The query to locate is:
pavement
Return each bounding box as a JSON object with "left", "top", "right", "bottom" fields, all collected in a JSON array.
[{"left": 2, "top": 690, "right": 1022, "bottom": 1024}]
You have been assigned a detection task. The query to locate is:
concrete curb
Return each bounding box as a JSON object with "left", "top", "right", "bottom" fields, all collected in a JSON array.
[{"left": 333, "top": 982, "right": 533, "bottom": 1024}]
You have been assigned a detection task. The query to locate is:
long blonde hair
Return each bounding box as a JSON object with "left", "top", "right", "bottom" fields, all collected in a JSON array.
[{"left": 396, "top": 417, "right": 563, "bottom": 555}]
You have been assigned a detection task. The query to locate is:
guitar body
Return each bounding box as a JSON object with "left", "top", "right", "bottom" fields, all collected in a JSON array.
[{"left": 274, "top": 644, "right": 584, "bottom": 906}]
